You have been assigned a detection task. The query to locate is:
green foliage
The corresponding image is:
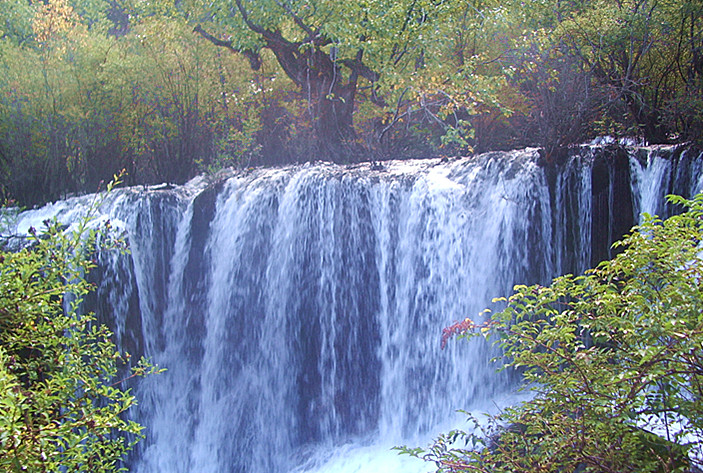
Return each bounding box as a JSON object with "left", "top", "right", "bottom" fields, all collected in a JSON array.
[
  {"left": 0, "top": 0, "right": 702, "bottom": 203},
  {"left": 0, "top": 0, "right": 35, "bottom": 44},
  {"left": 0, "top": 1, "right": 266, "bottom": 204},
  {"left": 405, "top": 194, "right": 703, "bottom": 472},
  {"left": 0, "top": 176, "right": 159, "bottom": 472}
]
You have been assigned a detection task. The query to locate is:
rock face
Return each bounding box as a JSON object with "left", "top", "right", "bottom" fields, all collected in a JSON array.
[{"left": 10, "top": 144, "right": 703, "bottom": 473}]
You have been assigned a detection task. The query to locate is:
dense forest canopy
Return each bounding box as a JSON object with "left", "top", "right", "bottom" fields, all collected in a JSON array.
[{"left": 0, "top": 0, "right": 701, "bottom": 205}]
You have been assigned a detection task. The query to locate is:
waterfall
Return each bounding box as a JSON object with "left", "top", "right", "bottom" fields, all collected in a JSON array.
[{"left": 9, "top": 145, "right": 702, "bottom": 473}]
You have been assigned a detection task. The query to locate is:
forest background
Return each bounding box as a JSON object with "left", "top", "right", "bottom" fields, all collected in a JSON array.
[{"left": 0, "top": 0, "right": 701, "bottom": 206}]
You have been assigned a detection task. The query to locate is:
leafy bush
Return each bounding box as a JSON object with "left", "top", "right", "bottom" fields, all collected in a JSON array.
[
  {"left": 406, "top": 194, "right": 703, "bottom": 473},
  {"left": 0, "top": 178, "right": 158, "bottom": 472}
]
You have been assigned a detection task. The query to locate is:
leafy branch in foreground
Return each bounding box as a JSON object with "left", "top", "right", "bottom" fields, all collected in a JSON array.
[
  {"left": 0, "top": 174, "right": 161, "bottom": 472},
  {"left": 403, "top": 194, "right": 703, "bottom": 473}
]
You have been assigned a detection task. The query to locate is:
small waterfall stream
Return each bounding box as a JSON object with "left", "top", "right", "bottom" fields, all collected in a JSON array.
[{"left": 10, "top": 144, "right": 702, "bottom": 473}]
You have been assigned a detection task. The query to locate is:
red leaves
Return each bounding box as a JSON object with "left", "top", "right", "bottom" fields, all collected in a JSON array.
[{"left": 441, "top": 318, "right": 478, "bottom": 350}]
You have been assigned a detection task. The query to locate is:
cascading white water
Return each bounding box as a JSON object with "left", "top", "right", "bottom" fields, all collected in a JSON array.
[
  {"left": 629, "top": 146, "right": 703, "bottom": 222},
  {"left": 7, "top": 145, "right": 701, "bottom": 473}
]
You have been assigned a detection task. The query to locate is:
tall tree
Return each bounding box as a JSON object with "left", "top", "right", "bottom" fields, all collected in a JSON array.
[{"left": 190, "top": 0, "right": 472, "bottom": 159}]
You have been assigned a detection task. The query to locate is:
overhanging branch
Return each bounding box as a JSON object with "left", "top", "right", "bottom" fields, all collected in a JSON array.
[{"left": 193, "top": 24, "right": 262, "bottom": 70}]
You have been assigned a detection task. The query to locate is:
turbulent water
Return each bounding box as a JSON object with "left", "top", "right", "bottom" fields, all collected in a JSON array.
[{"left": 9, "top": 144, "right": 703, "bottom": 473}]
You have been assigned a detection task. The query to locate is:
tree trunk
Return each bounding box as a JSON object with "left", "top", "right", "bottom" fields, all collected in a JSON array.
[
  {"left": 267, "top": 43, "right": 362, "bottom": 160},
  {"left": 194, "top": 21, "right": 377, "bottom": 162}
]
